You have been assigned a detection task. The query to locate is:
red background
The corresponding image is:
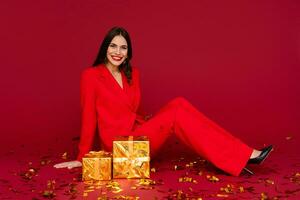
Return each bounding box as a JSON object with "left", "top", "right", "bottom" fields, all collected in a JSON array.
[{"left": 0, "top": 0, "right": 299, "bottom": 153}]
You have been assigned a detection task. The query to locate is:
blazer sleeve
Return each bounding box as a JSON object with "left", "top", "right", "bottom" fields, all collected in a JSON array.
[{"left": 77, "top": 69, "right": 97, "bottom": 161}]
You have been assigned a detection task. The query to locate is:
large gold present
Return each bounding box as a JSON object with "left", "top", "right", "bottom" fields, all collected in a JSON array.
[
  {"left": 113, "top": 136, "right": 150, "bottom": 178},
  {"left": 82, "top": 151, "right": 112, "bottom": 181}
]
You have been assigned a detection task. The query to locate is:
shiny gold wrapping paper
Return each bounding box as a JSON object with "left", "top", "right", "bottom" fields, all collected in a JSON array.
[
  {"left": 113, "top": 136, "right": 150, "bottom": 179},
  {"left": 82, "top": 151, "right": 112, "bottom": 181}
]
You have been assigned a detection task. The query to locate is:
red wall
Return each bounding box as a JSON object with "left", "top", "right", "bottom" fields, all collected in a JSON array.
[{"left": 0, "top": 1, "right": 299, "bottom": 152}]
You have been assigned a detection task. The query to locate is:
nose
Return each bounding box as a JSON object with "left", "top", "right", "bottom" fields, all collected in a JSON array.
[{"left": 115, "top": 47, "right": 121, "bottom": 54}]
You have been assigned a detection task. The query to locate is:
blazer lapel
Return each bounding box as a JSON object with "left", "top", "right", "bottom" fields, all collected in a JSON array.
[{"left": 96, "top": 65, "right": 135, "bottom": 111}]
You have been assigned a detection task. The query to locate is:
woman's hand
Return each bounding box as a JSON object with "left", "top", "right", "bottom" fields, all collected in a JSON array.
[
  {"left": 144, "top": 114, "right": 152, "bottom": 121},
  {"left": 53, "top": 160, "right": 82, "bottom": 169}
]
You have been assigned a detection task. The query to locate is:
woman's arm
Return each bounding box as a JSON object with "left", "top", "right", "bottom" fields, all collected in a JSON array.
[{"left": 76, "top": 69, "right": 97, "bottom": 160}]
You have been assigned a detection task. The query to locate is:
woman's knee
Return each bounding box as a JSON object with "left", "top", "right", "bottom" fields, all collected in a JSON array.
[
  {"left": 170, "top": 96, "right": 189, "bottom": 106},
  {"left": 162, "top": 96, "right": 191, "bottom": 112}
]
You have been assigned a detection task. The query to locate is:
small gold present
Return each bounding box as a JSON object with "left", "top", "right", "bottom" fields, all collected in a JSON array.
[
  {"left": 113, "top": 136, "right": 150, "bottom": 179},
  {"left": 82, "top": 151, "right": 112, "bottom": 181}
]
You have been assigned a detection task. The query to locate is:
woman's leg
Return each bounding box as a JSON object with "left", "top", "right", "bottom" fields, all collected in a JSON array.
[{"left": 132, "top": 97, "right": 253, "bottom": 176}]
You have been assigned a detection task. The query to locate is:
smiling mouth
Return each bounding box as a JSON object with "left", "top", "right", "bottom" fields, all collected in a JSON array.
[{"left": 111, "top": 56, "right": 123, "bottom": 61}]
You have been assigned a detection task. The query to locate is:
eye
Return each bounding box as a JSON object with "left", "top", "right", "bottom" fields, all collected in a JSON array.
[
  {"left": 121, "top": 46, "right": 128, "bottom": 50},
  {"left": 109, "top": 43, "right": 117, "bottom": 48}
]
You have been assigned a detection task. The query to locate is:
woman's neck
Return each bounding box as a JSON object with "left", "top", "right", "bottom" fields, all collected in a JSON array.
[{"left": 105, "top": 63, "right": 120, "bottom": 74}]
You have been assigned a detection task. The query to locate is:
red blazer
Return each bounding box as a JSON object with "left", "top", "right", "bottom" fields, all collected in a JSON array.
[{"left": 77, "top": 64, "right": 145, "bottom": 160}]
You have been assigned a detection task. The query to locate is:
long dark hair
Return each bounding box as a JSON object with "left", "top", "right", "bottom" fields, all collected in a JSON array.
[{"left": 93, "top": 27, "right": 133, "bottom": 84}]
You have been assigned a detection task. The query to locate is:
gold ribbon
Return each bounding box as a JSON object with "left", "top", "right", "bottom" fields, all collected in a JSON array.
[
  {"left": 113, "top": 136, "right": 150, "bottom": 178},
  {"left": 85, "top": 150, "right": 112, "bottom": 158},
  {"left": 128, "top": 135, "right": 133, "bottom": 159},
  {"left": 113, "top": 157, "right": 150, "bottom": 162},
  {"left": 82, "top": 150, "right": 112, "bottom": 181},
  {"left": 113, "top": 136, "right": 149, "bottom": 162}
]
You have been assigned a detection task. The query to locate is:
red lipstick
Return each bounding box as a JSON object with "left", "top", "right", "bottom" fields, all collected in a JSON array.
[{"left": 111, "top": 56, "right": 122, "bottom": 61}]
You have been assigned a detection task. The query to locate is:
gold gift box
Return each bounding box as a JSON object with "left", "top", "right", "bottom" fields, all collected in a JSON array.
[
  {"left": 82, "top": 151, "right": 112, "bottom": 181},
  {"left": 113, "top": 136, "right": 150, "bottom": 179}
]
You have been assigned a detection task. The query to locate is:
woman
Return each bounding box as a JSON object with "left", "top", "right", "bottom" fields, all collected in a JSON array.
[{"left": 54, "top": 27, "right": 273, "bottom": 176}]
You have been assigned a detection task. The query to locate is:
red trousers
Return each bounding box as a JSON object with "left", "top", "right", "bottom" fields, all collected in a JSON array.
[{"left": 131, "top": 97, "right": 253, "bottom": 176}]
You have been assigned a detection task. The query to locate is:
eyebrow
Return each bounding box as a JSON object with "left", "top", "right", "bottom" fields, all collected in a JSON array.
[{"left": 110, "top": 42, "right": 127, "bottom": 47}]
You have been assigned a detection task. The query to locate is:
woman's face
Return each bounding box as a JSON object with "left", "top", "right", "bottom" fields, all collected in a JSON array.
[{"left": 106, "top": 35, "right": 128, "bottom": 68}]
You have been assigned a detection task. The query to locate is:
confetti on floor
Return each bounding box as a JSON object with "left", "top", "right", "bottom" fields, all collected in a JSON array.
[{"left": 0, "top": 136, "right": 299, "bottom": 199}]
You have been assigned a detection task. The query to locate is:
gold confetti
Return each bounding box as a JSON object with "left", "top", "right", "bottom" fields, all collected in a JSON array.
[
  {"left": 178, "top": 176, "right": 198, "bottom": 184},
  {"left": 64, "top": 183, "right": 77, "bottom": 198},
  {"left": 42, "top": 180, "right": 56, "bottom": 199},
  {"left": 84, "top": 189, "right": 94, "bottom": 193},
  {"left": 151, "top": 168, "right": 156, "bottom": 173},
  {"left": 132, "top": 179, "right": 157, "bottom": 190},
  {"left": 84, "top": 185, "right": 95, "bottom": 190},
  {"left": 62, "top": 152, "right": 68, "bottom": 160},
  {"left": 238, "top": 186, "right": 245, "bottom": 193},
  {"left": 106, "top": 180, "right": 120, "bottom": 188},
  {"left": 40, "top": 159, "right": 51, "bottom": 166},
  {"left": 47, "top": 180, "right": 56, "bottom": 190},
  {"left": 216, "top": 194, "right": 229, "bottom": 197},
  {"left": 265, "top": 179, "right": 275, "bottom": 185},
  {"left": 113, "top": 195, "right": 140, "bottom": 200},
  {"left": 42, "top": 190, "right": 56, "bottom": 198},
  {"left": 172, "top": 190, "right": 187, "bottom": 199},
  {"left": 97, "top": 196, "right": 108, "bottom": 200},
  {"left": 106, "top": 180, "right": 123, "bottom": 193},
  {"left": 20, "top": 167, "right": 38, "bottom": 180},
  {"left": 206, "top": 175, "right": 220, "bottom": 182},
  {"left": 83, "top": 192, "right": 88, "bottom": 197},
  {"left": 138, "top": 179, "right": 156, "bottom": 186},
  {"left": 289, "top": 172, "right": 300, "bottom": 184},
  {"left": 112, "top": 188, "right": 123, "bottom": 193},
  {"left": 185, "top": 161, "right": 195, "bottom": 168},
  {"left": 260, "top": 192, "right": 268, "bottom": 200},
  {"left": 220, "top": 184, "right": 234, "bottom": 193}
]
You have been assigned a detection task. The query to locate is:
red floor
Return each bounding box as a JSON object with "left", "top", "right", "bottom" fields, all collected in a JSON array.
[{"left": 1, "top": 136, "right": 299, "bottom": 200}]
